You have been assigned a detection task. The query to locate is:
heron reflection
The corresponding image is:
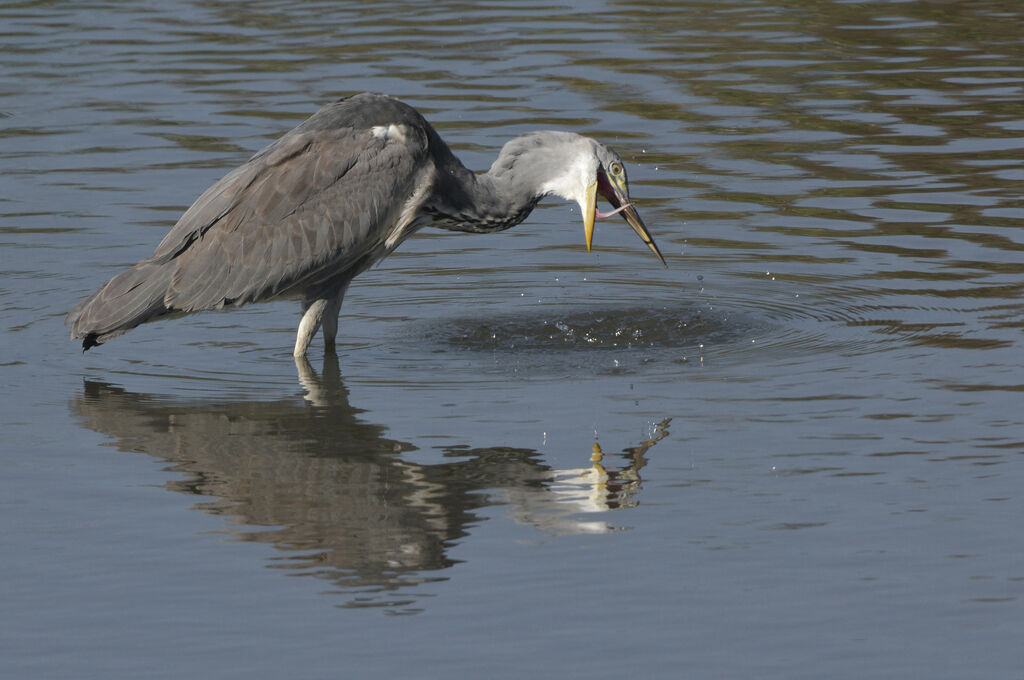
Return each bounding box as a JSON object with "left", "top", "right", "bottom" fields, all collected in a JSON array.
[{"left": 71, "top": 359, "right": 671, "bottom": 612}]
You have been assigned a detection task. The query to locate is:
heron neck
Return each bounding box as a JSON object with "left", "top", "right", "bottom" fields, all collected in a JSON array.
[{"left": 425, "top": 165, "right": 539, "bottom": 234}]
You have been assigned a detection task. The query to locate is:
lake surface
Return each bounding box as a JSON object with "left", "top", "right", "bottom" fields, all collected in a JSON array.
[{"left": 2, "top": 1, "right": 1023, "bottom": 677}]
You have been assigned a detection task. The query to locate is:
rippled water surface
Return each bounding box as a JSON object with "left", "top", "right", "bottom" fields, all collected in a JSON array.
[{"left": 2, "top": 1, "right": 1023, "bottom": 678}]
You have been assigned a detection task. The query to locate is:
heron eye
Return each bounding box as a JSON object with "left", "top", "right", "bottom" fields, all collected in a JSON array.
[{"left": 609, "top": 163, "right": 624, "bottom": 177}]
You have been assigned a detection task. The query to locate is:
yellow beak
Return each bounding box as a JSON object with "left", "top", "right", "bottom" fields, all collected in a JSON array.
[
  {"left": 583, "top": 181, "right": 597, "bottom": 252},
  {"left": 580, "top": 180, "right": 667, "bottom": 266}
]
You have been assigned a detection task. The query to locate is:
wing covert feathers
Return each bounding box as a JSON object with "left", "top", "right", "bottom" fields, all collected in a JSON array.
[{"left": 68, "top": 94, "right": 434, "bottom": 348}]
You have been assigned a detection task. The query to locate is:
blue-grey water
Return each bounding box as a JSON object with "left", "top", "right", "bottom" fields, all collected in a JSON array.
[{"left": 2, "top": 1, "right": 1023, "bottom": 678}]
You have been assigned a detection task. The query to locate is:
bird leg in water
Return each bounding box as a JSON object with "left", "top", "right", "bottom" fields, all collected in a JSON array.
[
  {"left": 320, "top": 290, "right": 345, "bottom": 352},
  {"left": 295, "top": 284, "right": 348, "bottom": 357},
  {"left": 295, "top": 299, "right": 329, "bottom": 357}
]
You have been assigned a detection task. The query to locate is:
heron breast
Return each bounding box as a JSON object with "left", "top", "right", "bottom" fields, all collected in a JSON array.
[{"left": 384, "top": 165, "right": 436, "bottom": 249}]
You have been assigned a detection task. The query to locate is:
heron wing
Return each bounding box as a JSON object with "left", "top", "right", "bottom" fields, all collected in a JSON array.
[{"left": 156, "top": 122, "right": 431, "bottom": 312}]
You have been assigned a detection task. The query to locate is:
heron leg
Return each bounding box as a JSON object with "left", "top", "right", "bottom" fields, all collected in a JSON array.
[
  {"left": 294, "top": 298, "right": 328, "bottom": 357},
  {"left": 294, "top": 284, "right": 349, "bottom": 357},
  {"left": 320, "top": 283, "right": 349, "bottom": 354}
]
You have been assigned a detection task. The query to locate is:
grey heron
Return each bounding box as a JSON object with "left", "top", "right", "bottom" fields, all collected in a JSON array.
[{"left": 67, "top": 93, "right": 666, "bottom": 357}]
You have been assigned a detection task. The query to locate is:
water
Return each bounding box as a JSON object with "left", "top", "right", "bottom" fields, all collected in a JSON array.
[{"left": 2, "top": 1, "right": 1023, "bottom": 677}]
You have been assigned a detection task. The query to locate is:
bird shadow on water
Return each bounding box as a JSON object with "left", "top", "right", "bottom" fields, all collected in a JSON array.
[{"left": 69, "top": 354, "right": 672, "bottom": 614}]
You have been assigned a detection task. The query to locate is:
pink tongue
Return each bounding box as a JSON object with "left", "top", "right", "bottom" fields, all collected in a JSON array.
[{"left": 596, "top": 203, "right": 631, "bottom": 219}]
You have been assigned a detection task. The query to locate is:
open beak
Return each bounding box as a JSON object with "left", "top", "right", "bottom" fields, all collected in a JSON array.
[{"left": 582, "top": 177, "right": 667, "bottom": 267}]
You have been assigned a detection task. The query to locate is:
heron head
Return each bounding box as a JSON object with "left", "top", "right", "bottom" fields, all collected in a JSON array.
[
  {"left": 495, "top": 132, "right": 666, "bottom": 264},
  {"left": 581, "top": 142, "right": 666, "bottom": 266},
  {"left": 530, "top": 134, "right": 665, "bottom": 266}
]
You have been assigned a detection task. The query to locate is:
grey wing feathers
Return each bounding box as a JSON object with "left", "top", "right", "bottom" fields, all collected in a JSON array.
[
  {"left": 66, "top": 259, "right": 176, "bottom": 347},
  {"left": 166, "top": 125, "right": 429, "bottom": 310},
  {"left": 68, "top": 102, "right": 432, "bottom": 346}
]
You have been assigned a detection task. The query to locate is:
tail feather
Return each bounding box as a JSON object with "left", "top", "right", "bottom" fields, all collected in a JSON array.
[{"left": 67, "top": 258, "right": 175, "bottom": 350}]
